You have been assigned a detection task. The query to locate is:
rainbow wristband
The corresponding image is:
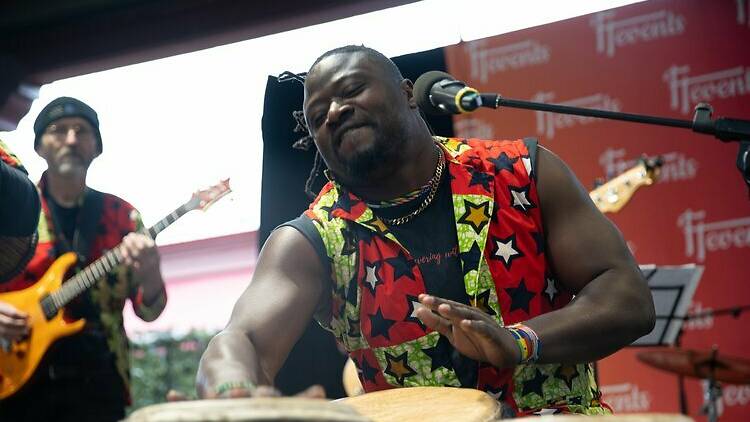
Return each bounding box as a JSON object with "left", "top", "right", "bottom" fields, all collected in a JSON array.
[
  {"left": 214, "top": 380, "right": 257, "bottom": 397},
  {"left": 506, "top": 323, "right": 541, "bottom": 364}
]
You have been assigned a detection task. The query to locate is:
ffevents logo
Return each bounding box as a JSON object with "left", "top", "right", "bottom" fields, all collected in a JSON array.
[
  {"left": 600, "top": 383, "right": 651, "bottom": 412},
  {"left": 532, "top": 91, "right": 621, "bottom": 140},
  {"left": 677, "top": 209, "right": 750, "bottom": 263},
  {"left": 682, "top": 301, "right": 714, "bottom": 331},
  {"left": 663, "top": 65, "right": 750, "bottom": 115},
  {"left": 454, "top": 118, "right": 494, "bottom": 140},
  {"left": 465, "top": 39, "right": 550, "bottom": 84},
  {"left": 590, "top": 10, "right": 685, "bottom": 57},
  {"left": 598, "top": 148, "right": 698, "bottom": 184}
]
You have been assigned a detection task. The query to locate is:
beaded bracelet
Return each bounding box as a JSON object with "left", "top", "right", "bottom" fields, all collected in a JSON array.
[
  {"left": 506, "top": 323, "right": 541, "bottom": 364},
  {"left": 214, "top": 380, "right": 257, "bottom": 397}
]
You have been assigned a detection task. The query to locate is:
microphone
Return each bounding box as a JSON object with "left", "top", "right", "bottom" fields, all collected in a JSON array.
[{"left": 414, "top": 71, "right": 484, "bottom": 115}]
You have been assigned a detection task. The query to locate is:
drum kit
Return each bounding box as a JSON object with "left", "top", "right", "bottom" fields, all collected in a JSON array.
[{"left": 636, "top": 347, "right": 750, "bottom": 422}]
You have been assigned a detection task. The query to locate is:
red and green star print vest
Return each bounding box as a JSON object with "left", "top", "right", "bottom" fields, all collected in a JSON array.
[{"left": 304, "top": 137, "right": 609, "bottom": 415}]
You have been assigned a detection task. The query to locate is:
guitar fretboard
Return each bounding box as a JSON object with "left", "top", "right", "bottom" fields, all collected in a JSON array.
[{"left": 46, "top": 204, "right": 192, "bottom": 314}]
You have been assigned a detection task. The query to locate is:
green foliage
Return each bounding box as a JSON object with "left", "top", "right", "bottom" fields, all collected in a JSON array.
[{"left": 128, "top": 330, "right": 216, "bottom": 412}]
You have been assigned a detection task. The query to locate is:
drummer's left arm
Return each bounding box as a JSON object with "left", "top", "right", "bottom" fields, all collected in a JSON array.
[{"left": 418, "top": 146, "right": 655, "bottom": 367}]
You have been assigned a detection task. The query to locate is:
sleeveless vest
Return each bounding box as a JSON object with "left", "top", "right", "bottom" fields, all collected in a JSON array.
[{"left": 304, "top": 137, "right": 608, "bottom": 415}]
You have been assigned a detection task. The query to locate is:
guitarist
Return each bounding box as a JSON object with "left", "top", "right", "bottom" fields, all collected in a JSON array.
[{"left": 0, "top": 97, "right": 167, "bottom": 421}]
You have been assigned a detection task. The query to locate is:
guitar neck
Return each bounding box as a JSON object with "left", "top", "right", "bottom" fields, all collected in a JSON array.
[
  {"left": 590, "top": 164, "right": 655, "bottom": 213},
  {"left": 50, "top": 203, "right": 191, "bottom": 310}
]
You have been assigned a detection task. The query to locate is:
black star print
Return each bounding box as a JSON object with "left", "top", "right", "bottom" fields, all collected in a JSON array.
[
  {"left": 320, "top": 204, "right": 336, "bottom": 220},
  {"left": 491, "top": 202, "right": 501, "bottom": 223},
  {"left": 457, "top": 200, "right": 491, "bottom": 234},
  {"left": 359, "top": 357, "right": 380, "bottom": 384},
  {"left": 531, "top": 231, "right": 544, "bottom": 255},
  {"left": 346, "top": 274, "right": 359, "bottom": 306},
  {"left": 354, "top": 224, "right": 376, "bottom": 245},
  {"left": 384, "top": 351, "right": 417, "bottom": 385},
  {"left": 459, "top": 241, "right": 482, "bottom": 276},
  {"left": 339, "top": 227, "right": 357, "bottom": 256},
  {"left": 505, "top": 278, "right": 535, "bottom": 314},
  {"left": 468, "top": 169, "right": 493, "bottom": 193},
  {"left": 470, "top": 289, "right": 496, "bottom": 316},
  {"left": 347, "top": 316, "right": 361, "bottom": 338},
  {"left": 404, "top": 295, "right": 427, "bottom": 330},
  {"left": 522, "top": 369, "right": 547, "bottom": 398},
  {"left": 422, "top": 335, "right": 454, "bottom": 372},
  {"left": 368, "top": 307, "right": 396, "bottom": 340},
  {"left": 335, "top": 192, "right": 355, "bottom": 214},
  {"left": 508, "top": 184, "right": 536, "bottom": 212},
  {"left": 555, "top": 364, "right": 578, "bottom": 392},
  {"left": 488, "top": 152, "right": 518, "bottom": 174},
  {"left": 489, "top": 233, "right": 524, "bottom": 270},
  {"left": 385, "top": 251, "right": 415, "bottom": 281},
  {"left": 568, "top": 395, "right": 583, "bottom": 405}
]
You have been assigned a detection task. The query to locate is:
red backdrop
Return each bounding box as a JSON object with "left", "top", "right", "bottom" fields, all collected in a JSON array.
[{"left": 446, "top": 0, "right": 750, "bottom": 420}]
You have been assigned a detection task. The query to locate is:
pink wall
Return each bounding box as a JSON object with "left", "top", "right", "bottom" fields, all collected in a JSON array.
[{"left": 124, "top": 231, "right": 259, "bottom": 335}]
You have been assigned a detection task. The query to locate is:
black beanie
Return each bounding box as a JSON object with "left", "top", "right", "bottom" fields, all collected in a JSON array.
[{"left": 33, "top": 97, "right": 102, "bottom": 153}]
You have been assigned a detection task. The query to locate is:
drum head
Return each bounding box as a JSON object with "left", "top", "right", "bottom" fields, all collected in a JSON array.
[
  {"left": 126, "top": 397, "right": 371, "bottom": 422},
  {"left": 338, "top": 386, "right": 501, "bottom": 422}
]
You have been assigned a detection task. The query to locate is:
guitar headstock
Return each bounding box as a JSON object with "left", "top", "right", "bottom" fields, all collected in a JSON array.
[
  {"left": 590, "top": 156, "right": 662, "bottom": 214},
  {"left": 185, "top": 179, "right": 232, "bottom": 212},
  {"left": 639, "top": 155, "right": 663, "bottom": 185}
]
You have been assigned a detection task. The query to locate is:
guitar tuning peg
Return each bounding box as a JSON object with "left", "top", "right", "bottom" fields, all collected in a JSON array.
[{"left": 593, "top": 178, "right": 605, "bottom": 189}]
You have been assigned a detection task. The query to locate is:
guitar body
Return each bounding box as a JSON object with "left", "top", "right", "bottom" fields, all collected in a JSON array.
[
  {"left": 0, "top": 252, "right": 86, "bottom": 399},
  {"left": 0, "top": 179, "right": 231, "bottom": 400}
]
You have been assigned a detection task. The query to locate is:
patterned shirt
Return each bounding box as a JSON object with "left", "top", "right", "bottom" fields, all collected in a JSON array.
[
  {"left": 0, "top": 172, "right": 167, "bottom": 399},
  {"left": 304, "top": 137, "right": 609, "bottom": 416}
]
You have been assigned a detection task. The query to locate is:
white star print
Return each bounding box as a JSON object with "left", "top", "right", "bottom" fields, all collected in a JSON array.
[
  {"left": 511, "top": 190, "right": 532, "bottom": 210},
  {"left": 545, "top": 278, "right": 558, "bottom": 302},
  {"left": 365, "top": 265, "right": 380, "bottom": 290},
  {"left": 534, "top": 409, "right": 559, "bottom": 416},
  {"left": 522, "top": 156, "right": 532, "bottom": 176},
  {"left": 487, "top": 389, "right": 503, "bottom": 400},
  {"left": 494, "top": 239, "right": 519, "bottom": 264},
  {"left": 410, "top": 300, "right": 423, "bottom": 318}
]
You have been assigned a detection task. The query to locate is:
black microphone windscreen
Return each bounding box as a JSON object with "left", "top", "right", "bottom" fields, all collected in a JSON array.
[{"left": 414, "top": 71, "right": 454, "bottom": 115}]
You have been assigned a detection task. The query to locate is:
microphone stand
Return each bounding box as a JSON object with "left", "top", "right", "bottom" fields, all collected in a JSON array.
[{"left": 477, "top": 93, "right": 750, "bottom": 197}]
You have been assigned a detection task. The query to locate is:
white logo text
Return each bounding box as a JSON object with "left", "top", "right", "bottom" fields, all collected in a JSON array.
[
  {"left": 678, "top": 209, "right": 750, "bottom": 262},
  {"left": 533, "top": 92, "right": 621, "bottom": 140},
  {"left": 466, "top": 40, "right": 550, "bottom": 84},
  {"left": 663, "top": 65, "right": 750, "bottom": 115},
  {"left": 590, "top": 10, "right": 685, "bottom": 57}
]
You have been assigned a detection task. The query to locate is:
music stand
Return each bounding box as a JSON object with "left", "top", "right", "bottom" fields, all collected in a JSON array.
[
  {"left": 631, "top": 264, "right": 704, "bottom": 347},
  {"left": 628, "top": 264, "right": 704, "bottom": 417}
]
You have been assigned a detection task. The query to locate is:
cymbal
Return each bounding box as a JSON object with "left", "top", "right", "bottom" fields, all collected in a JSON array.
[{"left": 637, "top": 348, "right": 750, "bottom": 384}]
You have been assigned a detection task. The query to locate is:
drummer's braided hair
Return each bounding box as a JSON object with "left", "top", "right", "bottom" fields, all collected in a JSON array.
[{"left": 279, "top": 45, "right": 406, "bottom": 199}]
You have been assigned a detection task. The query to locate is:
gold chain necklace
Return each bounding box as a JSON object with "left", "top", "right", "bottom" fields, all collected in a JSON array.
[{"left": 378, "top": 145, "right": 445, "bottom": 226}]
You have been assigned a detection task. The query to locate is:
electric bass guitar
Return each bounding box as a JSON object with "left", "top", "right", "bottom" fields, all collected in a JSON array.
[
  {"left": 589, "top": 156, "right": 662, "bottom": 214},
  {"left": 0, "top": 179, "right": 231, "bottom": 399}
]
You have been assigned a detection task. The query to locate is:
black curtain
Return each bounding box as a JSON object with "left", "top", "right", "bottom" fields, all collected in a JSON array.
[{"left": 258, "top": 47, "right": 453, "bottom": 398}]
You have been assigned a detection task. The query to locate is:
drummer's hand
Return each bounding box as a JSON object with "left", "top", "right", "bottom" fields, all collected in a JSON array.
[
  {"left": 416, "top": 294, "right": 520, "bottom": 369},
  {"left": 198, "top": 383, "right": 326, "bottom": 399}
]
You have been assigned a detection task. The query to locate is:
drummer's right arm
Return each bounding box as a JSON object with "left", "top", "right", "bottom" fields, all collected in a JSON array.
[{"left": 196, "top": 226, "right": 328, "bottom": 398}]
